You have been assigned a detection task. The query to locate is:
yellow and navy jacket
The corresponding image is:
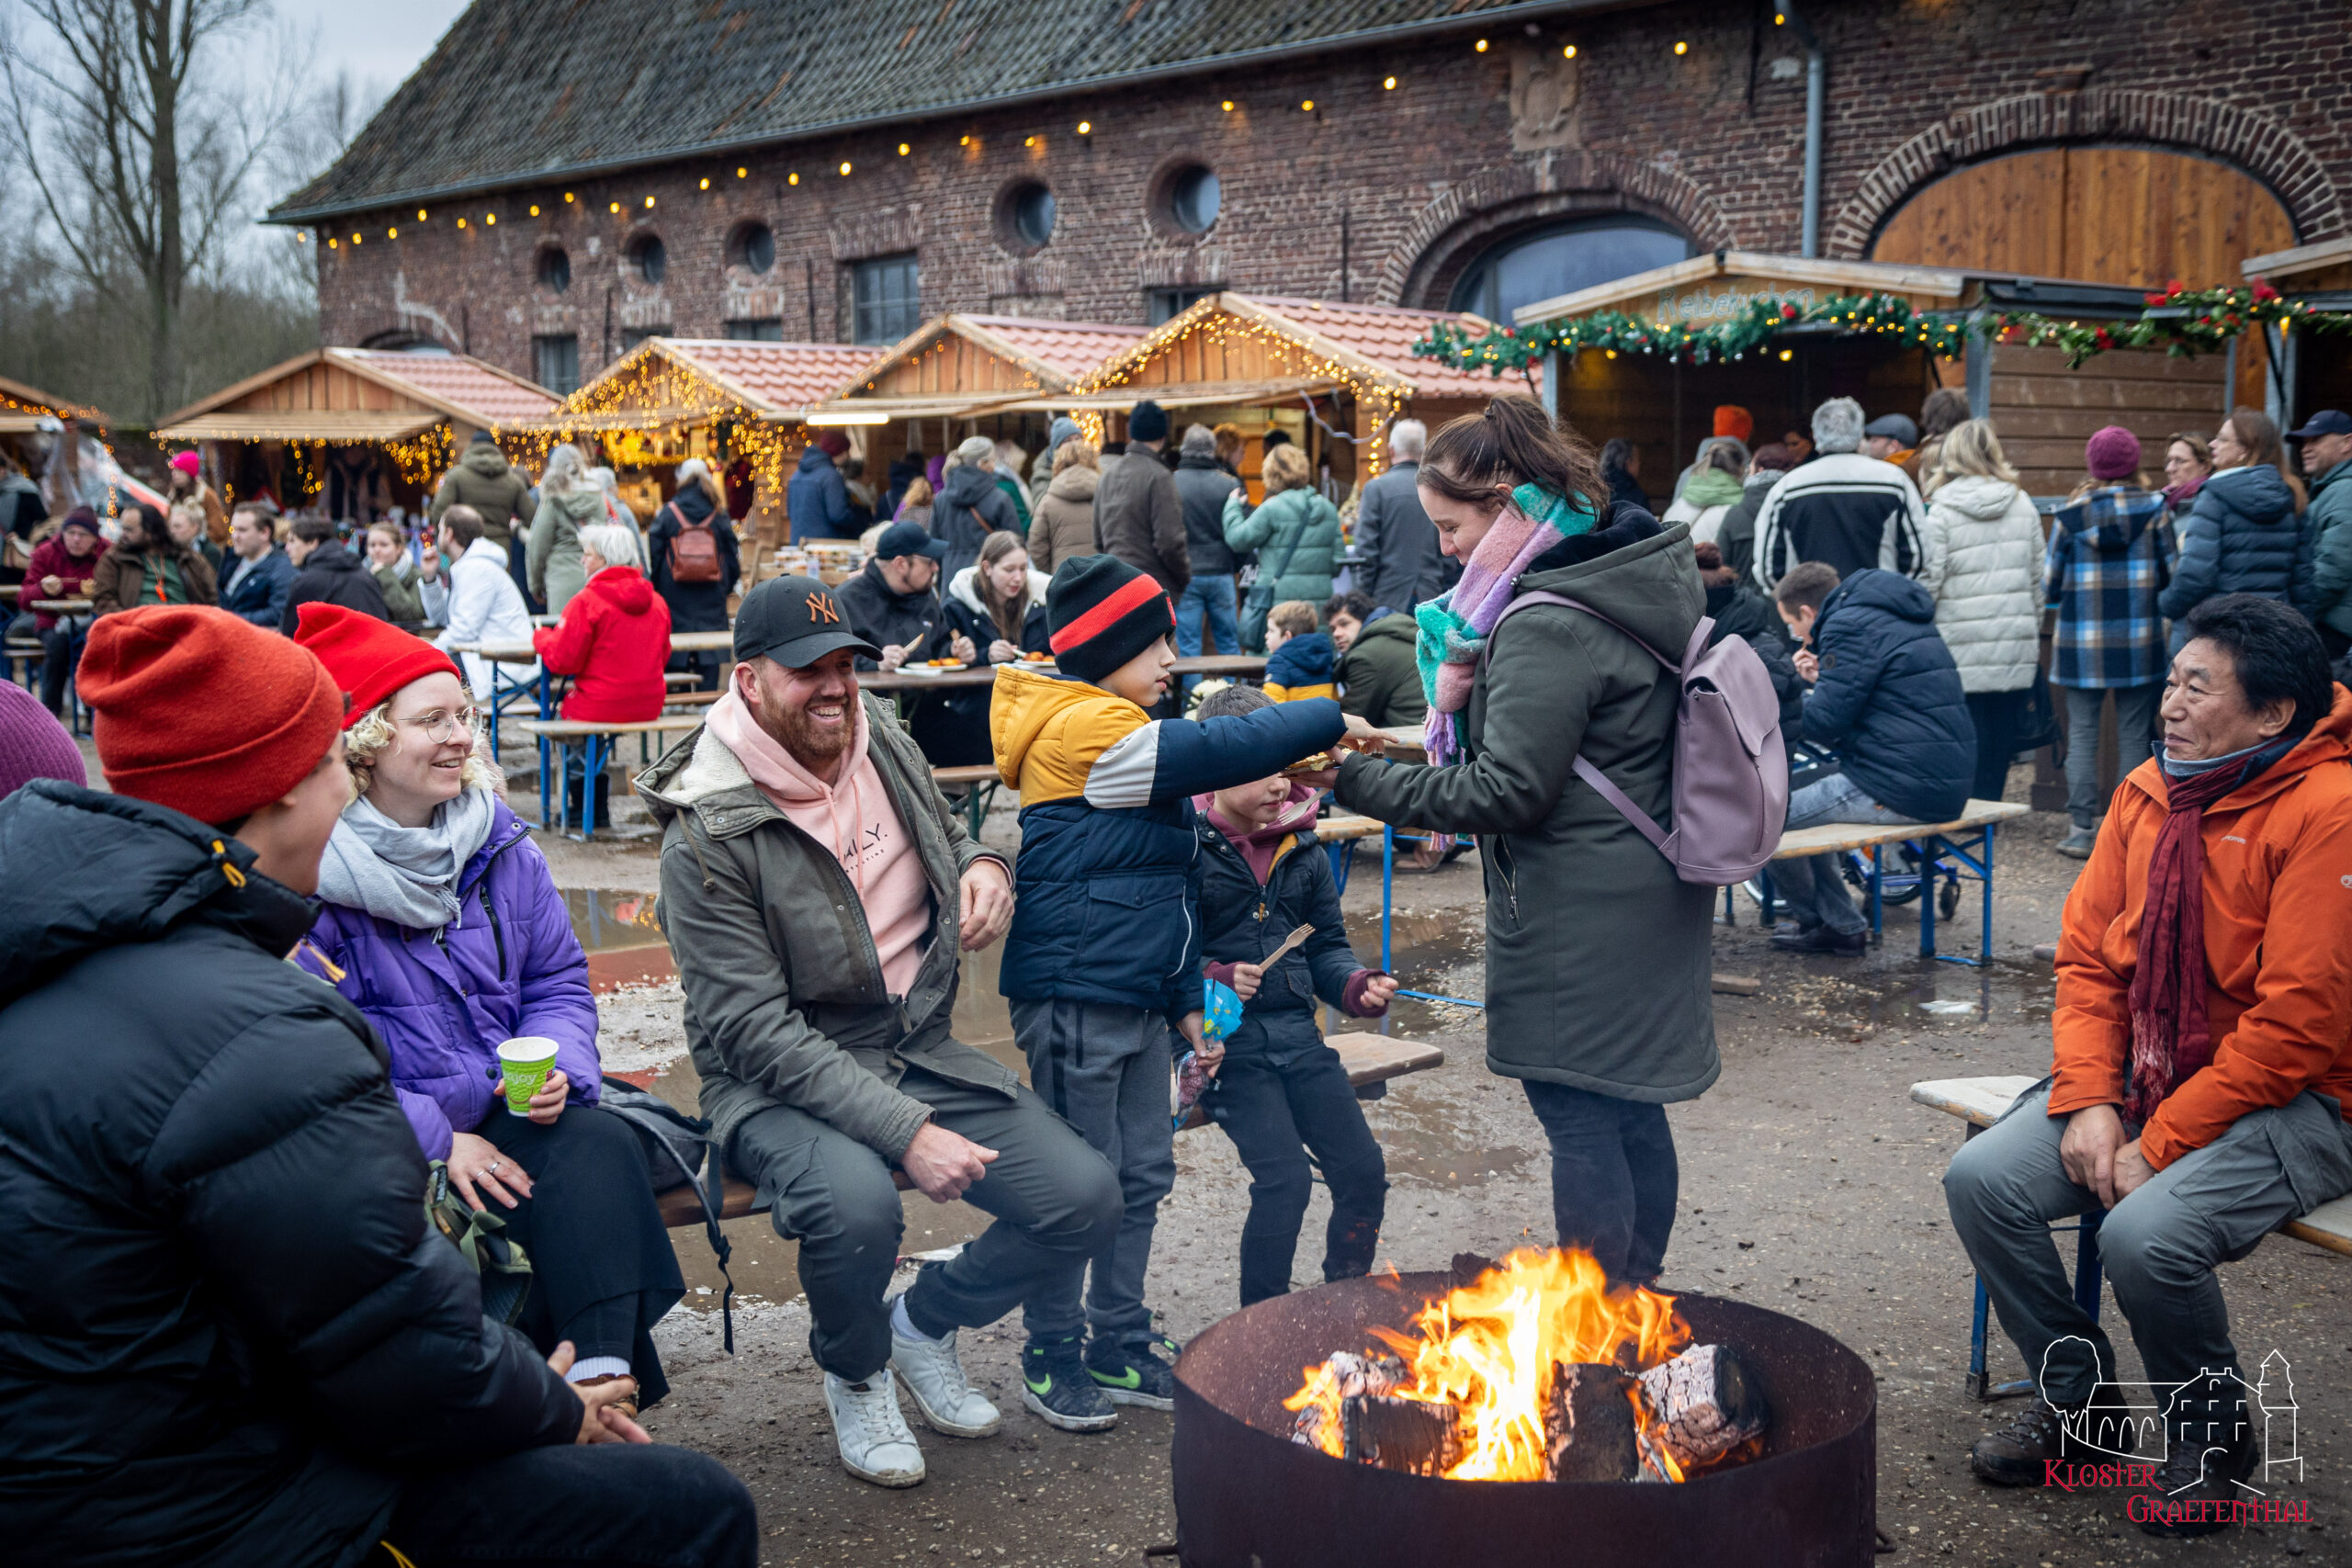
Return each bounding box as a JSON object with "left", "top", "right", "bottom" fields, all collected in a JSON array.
[
  {"left": 1262, "top": 630, "right": 1337, "bottom": 703},
  {"left": 990, "top": 665, "right": 1344, "bottom": 1011}
]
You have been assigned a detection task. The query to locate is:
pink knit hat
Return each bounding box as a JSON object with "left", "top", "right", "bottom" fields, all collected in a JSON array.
[
  {"left": 169, "top": 450, "right": 200, "bottom": 476},
  {"left": 0, "top": 681, "right": 87, "bottom": 798},
  {"left": 2085, "top": 425, "right": 2142, "bottom": 481}
]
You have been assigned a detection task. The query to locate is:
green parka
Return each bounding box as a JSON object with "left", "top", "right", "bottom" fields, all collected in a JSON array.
[
  {"left": 637, "top": 697, "right": 1012, "bottom": 1158},
  {"left": 1336, "top": 609, "right": 1427, "bottom": 728},
  {"left": 528, "top": 487, "right": 603, "bottom": 613},
  {"left": 1331, "top": 522, "right": 1719, "bottom": 1101},
  {"left": 1224, "top": 485, "right": 1342, "bottom": 611}
]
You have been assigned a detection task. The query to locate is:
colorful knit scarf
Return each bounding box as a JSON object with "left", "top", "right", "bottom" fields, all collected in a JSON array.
[
  {"left": 2123, "top": 737, "right": 2294, "bottom": 1123},
  {"left": 1414, "top": 482, "right": 1596, "bottom": 764}
]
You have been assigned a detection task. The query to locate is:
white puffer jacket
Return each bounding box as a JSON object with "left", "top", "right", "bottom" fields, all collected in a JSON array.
[{"left": 1923, "top": 474, "right": 2044, "bottom": 693}]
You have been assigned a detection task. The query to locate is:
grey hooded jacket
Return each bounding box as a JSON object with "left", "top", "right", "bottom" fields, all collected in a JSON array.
[{"left": 636, "top": 697, "right": 1011, "bottom": 1159}]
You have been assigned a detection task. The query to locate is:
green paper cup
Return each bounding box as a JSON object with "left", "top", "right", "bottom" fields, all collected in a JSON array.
[{"left": 496, "top": 1036, "right": 560, "bottom": 1116}]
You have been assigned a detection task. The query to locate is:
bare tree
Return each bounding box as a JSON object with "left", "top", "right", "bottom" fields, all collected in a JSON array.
[{"left": 3, "top": 0, "right": 306, "bottom": 421}]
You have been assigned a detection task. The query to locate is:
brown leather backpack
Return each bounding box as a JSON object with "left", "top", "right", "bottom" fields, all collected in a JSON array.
[{"left": 664, "top": 502, "right": 722, "bottom": 583}]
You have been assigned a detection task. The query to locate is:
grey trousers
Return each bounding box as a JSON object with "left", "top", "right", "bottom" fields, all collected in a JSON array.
[
  {"left": 2059, "top": 682, "right": 2161, "bottom": 829},
  {"left": 1943, "top": 1079, "right": 2352, "bottom": 1404},
  {"left": 1011, "top": 998, "right": 1179, "bottom": 1346},
  {"left": 728, "top": 1066, "right": 1121, "bottom": 1382},
  {"left": 1772, "top": 772, "right": 1921, "bottom": 936}
]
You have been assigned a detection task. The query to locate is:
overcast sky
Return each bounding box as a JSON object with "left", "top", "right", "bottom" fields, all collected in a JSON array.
[{"left": 276, "top": 0, "right": 472, "bottom": 104}]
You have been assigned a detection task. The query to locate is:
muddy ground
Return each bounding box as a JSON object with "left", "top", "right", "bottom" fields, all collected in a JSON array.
[{"left": 412, "top": 760, "right": 2352, "bottom": 1564}]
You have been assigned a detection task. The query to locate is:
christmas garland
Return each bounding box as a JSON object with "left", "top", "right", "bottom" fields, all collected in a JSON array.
[{"left": 1414, "top": 281, "right": 2352, "bottom": 376}]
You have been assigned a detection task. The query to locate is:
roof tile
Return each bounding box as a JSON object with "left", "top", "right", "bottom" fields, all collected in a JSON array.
[
  {"left": 649, "top": 340, "right": 879, "bottom": 411},
  {"left": 342, "top": 349, "right": 558, "bottom": 423}
]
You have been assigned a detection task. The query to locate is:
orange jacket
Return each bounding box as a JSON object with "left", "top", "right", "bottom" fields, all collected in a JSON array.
[{"left": 2051, "top": 685, "right": 2352, "bottom": 1168}]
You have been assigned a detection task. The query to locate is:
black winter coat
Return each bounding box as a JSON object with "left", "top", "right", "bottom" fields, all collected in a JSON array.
[
  {"left": 1173, "top": 452, "right": 1241, "bottom": 575},
  {"left": 281, "top": 539, "right": 392, "bottom": 633},
  {"left": 647, "top": 485, "right": 741, "bottom": 631},
  {"left": 2157, "top": 463, "right": 2302, "bottom": 646},
  {"left": 933, "top": 464, "right": 1019, "bottom": 581},
  {"left": 1704, "top": 579, "right": 1805, "bottom": 737},
  {"left": 0, "top": 784, "right": 577, "bottom": 1567},
  {"left": 838, "top": 559, "right": 955, "bottom": 671},
  {"left": 1194, "top": 798, "right": 1367, "bottom": 1058},
  {"left": 1801, "top": 569, "right": 1976, "bottom": 822}
]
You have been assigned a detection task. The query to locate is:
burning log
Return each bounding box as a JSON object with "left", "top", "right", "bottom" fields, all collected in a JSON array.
[
  {"left": 1341, "top": 1394, "right": 1465, "bottom": 1476},
  {"left": 1637, "top": 1344, "right": 1770, "bottom": 1470},
  {"left": 1544, "top": 1362, "right": 1640, "bottom": 1483},
  {"left": 1288, "top": 1350, "right": 1404, "bottom": 1453}
]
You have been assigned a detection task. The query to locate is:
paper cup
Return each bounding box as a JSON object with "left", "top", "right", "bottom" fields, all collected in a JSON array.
[{"left": 495, "top": 1037, "right": 560, "bottom": 1116}]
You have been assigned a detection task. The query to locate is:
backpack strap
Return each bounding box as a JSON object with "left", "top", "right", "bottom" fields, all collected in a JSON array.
[{"left": 1490, "top": 589, "right": 1679, "bottom": 671}]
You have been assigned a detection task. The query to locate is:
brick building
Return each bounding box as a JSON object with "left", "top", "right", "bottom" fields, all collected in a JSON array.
[{"left": 272, "top": 0, "right": 2352, "bottom": 405}]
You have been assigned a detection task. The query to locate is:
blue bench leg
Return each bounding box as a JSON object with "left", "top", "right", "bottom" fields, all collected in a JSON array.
[
  {"left": 537, "top": 734, "right": 552, "bottom": 829},
  {"left": 1919, "top": 837, "right": 1938, "bottom": 958},
  {"left": 1380, "top": 825, "right": 1396, "bottom": 971},
  {"left": 1869, "top": 844, "right": 1883, "bottom": 939},
  {"left": 583, "top": 734, "right": 605, "bottom": 836},
  {"left": 1329, "top": 837, "right": 1353, "bottom": 896},
  {"left": 1981, "top": 825, "right": 1996, "bottom": 964}
]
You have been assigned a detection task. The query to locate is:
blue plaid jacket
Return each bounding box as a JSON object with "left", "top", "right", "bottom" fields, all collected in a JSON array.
[{"left": 2043, "top": 486, "right": 2177, "bottom": 688}]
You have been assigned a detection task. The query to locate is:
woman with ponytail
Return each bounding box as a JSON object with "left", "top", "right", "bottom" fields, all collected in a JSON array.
[{"left": 1327, "top": 396, "right": 1718, "bottom": 1287}]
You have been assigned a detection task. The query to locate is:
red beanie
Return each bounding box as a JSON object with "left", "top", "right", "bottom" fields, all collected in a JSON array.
[
  {"left": 1713, "top": 405, "right": 1754, "bottom": 443},
  {"left": 293, "top": 603, "right": 465, "bottom": 727},
  {"left": 79, "top": 605, "right": 344, "bottom": 825}
]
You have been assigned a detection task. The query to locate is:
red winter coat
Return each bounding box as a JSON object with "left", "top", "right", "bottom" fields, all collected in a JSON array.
[
  {"left": 24, "top": 536, "right": 107, "bottom": 630},
  {"left": 532, "top": 565, "right": 672, "bottom": 721}
]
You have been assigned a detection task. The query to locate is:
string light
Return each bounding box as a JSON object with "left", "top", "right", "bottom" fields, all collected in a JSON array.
[
  {"left": 524, "top": 346, "right": 817, "bottom": 498},
  {"left": 328, "top": 237, "right": 339, "bottom": 248},
  {"left": 457, "top": 218, "right": 466, "bottom": 227},
  {"left": 563, "top": 192, "right": 574, "bottom": 202},
  {"left": 608, "top": 201, "right": 621, "bottom": 212},
  {"left": 788, "top": 172, "right": 799, "bottom": 185},
  {"left": 1475, "top": 39, "right": 1488, "bottom": 51},
  {"left": 1300, "top": 99, "right": 1315, "bottom": 111},
  {"left": 1383, "top": 75, "right": 1396, "bottom": 89},
  {"left": 1023, "top": 135, "right": 1035, "bottom": 147},
  {"left": 416, "top": 208, "right": 427, "bottom": 220},
  {"left": 1778, "top": 348, "right": 1794, "bottom": 361},
  {"left": 1674, "top": 40, "right": 1688, "bottom": 54},
  {"left": 699, "top": 176, "right": 709, "bottom": 189},
  {"left": 960, "top": 134, "right": 971, "bottom": 145},
  {"left": 528, "top": 204, "right": 540, "bottom": 216},
  {"left": 485, "top": 212, "right": 496, "bottom": 224},
  {"left": 838, "top": 162, "right": 851, "bottom": 175},
  {"left": 643, "top": 196, "right": 654, "bottom": 208},
  {"left": 1221, "top": 100, "right": 1234, "bottom": 111},
  {"left": 1076, "top": 120, "right": 1091, "bottom": 134},
  {"left": 388, "top": 226, "right": 398, "bottom": 238},
  {"left": 899, "top": 142, "right": 910, "bottom": 154},
  {"left": 351, "top": 232, "right": 361, "bottom": 244},
  {"left": 1564, "top": 44, "right": 1577, "bottom": 58}
]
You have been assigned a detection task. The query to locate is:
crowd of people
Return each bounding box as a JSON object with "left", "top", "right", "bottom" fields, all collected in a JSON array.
[{"left": 3, "top": 366, "right": 2350, "bottom": 1564}]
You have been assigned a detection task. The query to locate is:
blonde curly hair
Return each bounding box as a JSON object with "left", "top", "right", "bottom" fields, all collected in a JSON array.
[{"left": 342, "top": 690, "right": 504, "bottom": 803}]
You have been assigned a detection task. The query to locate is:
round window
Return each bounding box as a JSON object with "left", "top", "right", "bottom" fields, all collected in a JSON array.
[
  {"left": 1169, "top": 166, "right": 1220, "bottom": 233},
  {"left": 1012, "top": 184, "right": 1056, "bottom": 248},
  {"left": 729, "top": 220, "right": 775, "bottom": 275},
  {"left": 627, "top": 233, "right": 666, "bottom": 285},
  {"left": 536, "top": 245, "right": 571, "bottom": 294}
]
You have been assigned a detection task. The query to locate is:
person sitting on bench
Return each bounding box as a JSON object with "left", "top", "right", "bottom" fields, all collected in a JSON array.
[
  {"left": 636, "top": 575, "right": 1120, "bottom": 1490},
  {"left": 1943, "top": 595, "right": 2352, "bottom": 1536},
  {"left": 292, "top": 604, "right": 685, "bottom": 1420},
  {"left": 534, "top": 523, "right": 672, "bottom": 823},
  {"left": 1769, "top": 560, "right": 1973, "bottom": 955}
]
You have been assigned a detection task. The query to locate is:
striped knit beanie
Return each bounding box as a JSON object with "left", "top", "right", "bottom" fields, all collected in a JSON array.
[{"left": 1046, "top": 554, "right": 1174, "bottom": 685}]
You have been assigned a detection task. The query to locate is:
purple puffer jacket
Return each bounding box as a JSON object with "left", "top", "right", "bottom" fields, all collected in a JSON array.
[{"left": 295, "top": 796, "right": 600, "bottom": 1160}]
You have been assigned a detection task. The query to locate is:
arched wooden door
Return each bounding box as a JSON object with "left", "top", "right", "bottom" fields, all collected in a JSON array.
[{"left": 1870, "top": 145, "right": 2295, "bottom": 288}]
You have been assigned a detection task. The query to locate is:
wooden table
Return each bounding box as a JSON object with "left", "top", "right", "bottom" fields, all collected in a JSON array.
[
  {"left": 29, "top": 600, "right": 93, "bottom": 615},
  {"left": 456, "top": 631, "right": 737, "bottom": 748}
]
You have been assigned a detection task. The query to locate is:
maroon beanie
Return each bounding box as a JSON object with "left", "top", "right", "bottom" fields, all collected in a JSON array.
[
  {"left": 79, "top": 605, "right": 344, "bottom": 824},
  {"left": 2086, "top": 425, "right": 2143, "bottom": 481},
  {"left": 0, "top": 681, "right": 86, "bottom": 798}
]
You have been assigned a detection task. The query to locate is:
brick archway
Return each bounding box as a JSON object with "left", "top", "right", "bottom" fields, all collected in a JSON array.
[
  {"left": 1827, "top": 89, "right": 2341, "bottom": 259},
  {"left": 1377, "top": 153, "right": 1745, "bottom": 310}
]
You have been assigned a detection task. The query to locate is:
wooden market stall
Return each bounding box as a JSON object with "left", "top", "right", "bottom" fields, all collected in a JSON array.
[
  {"left": 808, "top": 313, "right": 1143, "bottom": 491},
  {"left": 2244, "top": 237, "right": 2352, "bottom": 425},
  {"left": 153, "top": 348, "right": 557, "bottom": 520},
  {"left": 1506, "top": 251, "right": 2235, "bottom": 501},
  {"left": 1060, "top": 293, "right": 1532, "bottom": 502},
  {"left": 528, "top": 337, "right": 878, "bottom": 543}
]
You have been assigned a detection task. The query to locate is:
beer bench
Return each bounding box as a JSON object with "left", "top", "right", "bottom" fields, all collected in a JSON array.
[
  {"left": 1911, "top": 1074, "right": 2352, "bottom": 1400},
  {"left": 514, "top": 715, "right": 703, "bottom": 837},
  {"left": 931, "top": 762, "right": 1003, "bottom": 840},
  {"left": 1758, "top": 799, "right": 2030, "bottom": 965},
  {"left": 657, "top": 1031, "right": 1445, "bottom": 1229}
]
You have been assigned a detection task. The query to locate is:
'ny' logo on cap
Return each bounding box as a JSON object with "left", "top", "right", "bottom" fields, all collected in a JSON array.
[{"left": 806, "top": 592, "right": 841, "bottom": 624}]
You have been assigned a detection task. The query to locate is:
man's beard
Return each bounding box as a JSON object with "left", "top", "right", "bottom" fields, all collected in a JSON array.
[{"left": 767, "top": 692, "right": 854, "bottom": 767}]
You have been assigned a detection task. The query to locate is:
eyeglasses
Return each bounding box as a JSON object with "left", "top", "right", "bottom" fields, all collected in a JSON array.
[{"left": 399, "top": 706, "right": 482, "bottom": 743}]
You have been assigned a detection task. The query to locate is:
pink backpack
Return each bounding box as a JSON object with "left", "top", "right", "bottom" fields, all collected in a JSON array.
[{"left": 1486, "top": 591, "right": 1789, "bottom": 885}]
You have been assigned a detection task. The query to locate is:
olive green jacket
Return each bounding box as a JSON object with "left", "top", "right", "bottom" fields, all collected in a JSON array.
[
  {"left": 1332, "top": 524, "right": 1719, "bottom": 1102},
  {"left": 1336, "top": 611, "right": 1426, "bottom": 728},
  {"left": 637, "top": 696, "right": 1011, "bottom": 1159}
]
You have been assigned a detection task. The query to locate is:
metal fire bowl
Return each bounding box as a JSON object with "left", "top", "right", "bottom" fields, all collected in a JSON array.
[{"left": 1171, "top": 1274, "right": 1876, "bottom": 1568}]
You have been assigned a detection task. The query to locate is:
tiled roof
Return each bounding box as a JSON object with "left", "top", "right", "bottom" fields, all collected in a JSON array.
[
  {"left": 1235, "top": 295, "right": 1532, "bottom": 399},
  {"left": 655, "top": 340, "right": 879, "bottom": 412},
  {"left": 268, "top": 0, "right": 1562, "bottom": 220},
  {"left": 956, "top": 317, "right": 1146, "bottom": 386},
  {"left": 340, "top": 349, "right": 559, "bottom": 423}
]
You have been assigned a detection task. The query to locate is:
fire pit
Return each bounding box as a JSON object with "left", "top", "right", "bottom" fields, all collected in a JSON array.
[{"left": 1170, "top": 1253, "right": 1876, "bottom": 1568}]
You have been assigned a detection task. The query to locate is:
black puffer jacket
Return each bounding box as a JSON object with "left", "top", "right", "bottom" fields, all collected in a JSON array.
[
  {"left": 933, "top": 463, "right": 1019, "bottom": 581},
  {"left": 1193, "top": 786, "right": 1372, "bottom": 1059},
  {"left": 1704, "top": 579, "right": 1806, "bottom": 737},
  {"left": 280, "top": 539, "right": 393, "bottom": 633},
  {"left": 0, "top": 783, "right": 578, "bottom": 1568},
  {"left": 1801, "top": 569, "right": 1976, "bottom": 822}
]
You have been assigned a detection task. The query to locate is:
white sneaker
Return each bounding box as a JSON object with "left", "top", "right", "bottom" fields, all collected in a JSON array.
[
  {"left": 890, "top": 1319, "right": 1002, "bottom": 1438},
  {"left": 823, "top": 1370, "right": 925, "bottom": 1487}
]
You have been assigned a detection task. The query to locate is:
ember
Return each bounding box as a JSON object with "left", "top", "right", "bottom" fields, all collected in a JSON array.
[{"left": 1282, "top": 1248, "right": 1769, "bottom": 1483}]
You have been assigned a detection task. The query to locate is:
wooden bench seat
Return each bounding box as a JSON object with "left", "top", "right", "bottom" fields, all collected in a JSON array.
[
  {"left": 931, "top": 763, "right": 1001, "bottom": 788},
  {"left": 662, "top": 688, "right": 723, "bottom": 707},
  {"left": 515, "top": 716, "right": 707, "bottom": 741},
  {"left": 1772, "top": 799, "right": 2030, "bottom": 860},
  {"left": 657, "top": 1030, "right": 1444, "bottom": 1229}
]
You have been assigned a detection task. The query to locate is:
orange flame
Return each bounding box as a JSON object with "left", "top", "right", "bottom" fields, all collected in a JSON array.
[{"left": 1283, "top": 1247, "right": 1691, "bottom": 1482}]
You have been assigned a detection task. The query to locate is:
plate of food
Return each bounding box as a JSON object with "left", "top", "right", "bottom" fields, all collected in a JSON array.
[{"left": 1282, "top": 750, "right": 1338, "bottom": 776}]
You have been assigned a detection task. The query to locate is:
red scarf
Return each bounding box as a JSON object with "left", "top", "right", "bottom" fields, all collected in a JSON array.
[{"left": 2123, "top": 745, "right": 2283, "bottom": 1122}]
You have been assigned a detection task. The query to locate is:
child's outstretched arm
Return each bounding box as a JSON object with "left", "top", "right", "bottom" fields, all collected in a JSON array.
[{"left": 1081, "top": 696, "right": 1346, "bottom": 808}]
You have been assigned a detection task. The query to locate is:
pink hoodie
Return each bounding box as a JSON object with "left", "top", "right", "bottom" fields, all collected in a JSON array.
[{"left": 707, "top": 687, "right": 933, "bottom": 996}]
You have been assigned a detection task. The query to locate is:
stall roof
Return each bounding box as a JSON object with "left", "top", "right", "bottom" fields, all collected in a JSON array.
[
  {"left": 2244, "top": 237, "right": 2352, "bottom": 285},
  {"left": 155, "top": 348, "right": 557, "bottom": 441},
  {"left": 1067, "top": 292, "right": 1530, "bottom": 410},
  {"left": 1513, "top": 252, "right": 1971, "bottom": 328},
  {"left": 0, "top": 372, "right": 101, "bottom": 433},
  {"left": 537, "top": 338, "right": 881, "bottom": 430},
  {"left": 817, "top": 314, "right": 1143, "bottom": 420}
]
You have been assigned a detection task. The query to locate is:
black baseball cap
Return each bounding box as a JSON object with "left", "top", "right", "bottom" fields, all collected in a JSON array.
[
  {"left": 873, "top": 520, "right": 949, "bottom": 561},
  {"left": 733, "top": 574, "right": 882, "bottom": 668},
  {"left": 2288, "top": 409, "right": 2352, "bottom": 439}
]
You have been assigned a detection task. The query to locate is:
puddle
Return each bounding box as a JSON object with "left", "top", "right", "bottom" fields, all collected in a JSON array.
[{"left": 563, "top": 887, "right": 667, "bottom": 953}]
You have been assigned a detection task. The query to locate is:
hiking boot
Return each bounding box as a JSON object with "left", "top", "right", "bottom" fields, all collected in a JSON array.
[
  {"left": 888, "top": 1312, "right": 1001, "bottom": 1438},
  {"left": 2138, "top": 1376, "right": 2260, "bottom": 1538},
  {"left": 2055, "top": 824, "right": 2098, "bottom": 860},
  {"left": 1086, "top": 1332, "right": 1181, "bottom": 1411},
  {"left": 822, "top": 1369, "right": 924, "bottom": 1487},
  {"left": 1021, "top": 1338, "right": 1118, "bottom": 1433},
  {"left": 1770, "top": 923, "right": 1868, "bottom": 956},
  {"left": 1969, "top": 1384, "right": 2131, "bottom": 1486}
]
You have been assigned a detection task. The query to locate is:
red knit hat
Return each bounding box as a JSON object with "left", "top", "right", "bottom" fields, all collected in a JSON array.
[
  {"left": 79, "top": 605, "right": 344, "bottom": 825},
  {"left": 1713, "top": 404, "right": 1754, "bottom": 443},
  {"left": 293, "top": 603, "right": 465, "bottom": 727}
]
